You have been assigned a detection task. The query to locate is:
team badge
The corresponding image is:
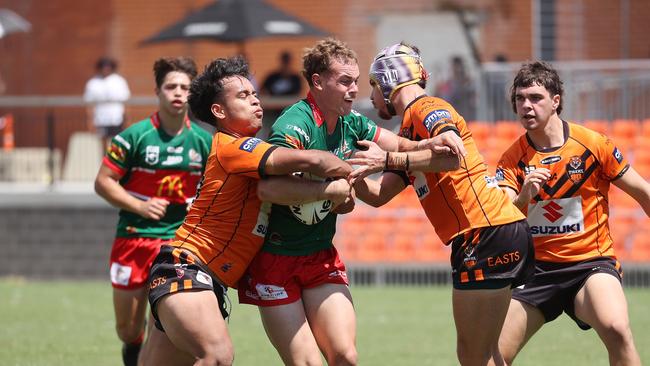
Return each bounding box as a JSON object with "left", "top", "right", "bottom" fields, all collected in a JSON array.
[
  {"left": 145, "top": 145, "right": 160, "bottom": 165},
  {"left": 566, "top": 155, "right": 585, "bottom": 183},
  {"left": 463, "top": 243, "right": 477, "bottom": 269},
  {"left": 524, "top": 165, "right": 536, "bottom": 176},
  {"left": 400, "top": 126, "right": 413, "bottom": 139},
  {"left": 175, "top": 267, "right": 185, "bottom": 278}
]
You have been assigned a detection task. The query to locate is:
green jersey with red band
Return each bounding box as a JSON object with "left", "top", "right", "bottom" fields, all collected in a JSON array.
[
  {"left": 102, "top": 113, "right": 213, "bottom": 238},
  {"left": 263, "top": 93, "right": 380, "bottom": 255}
]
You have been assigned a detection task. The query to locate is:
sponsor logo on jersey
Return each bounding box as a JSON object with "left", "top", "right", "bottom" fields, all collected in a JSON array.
[
  {"left": 423, "top": 109, "right": 452, "bottom": 132},
  {"left": 167, "top": 146, "right": 184, "bottom": 154},
  {"left": 540, "top": 155, "right": 562, "bottom": 165},
  {"left": 613, "top": 147, "right": 624, "bottom": 163},
  {"left": 188, "top": 148, "right": 202, "bottom": 164},
  {"left": 253, "top": 202, "right": 271, "bottom": 238},
  {"left": 527, "top": 197, "right": 584, "bottom": 237},
  {"left": 484, "top": 175, "right": 499, "bottom": 188},
  {"left": 286, "top": 125, "right": 311, "bottom": 143},
  {"left": 150, "top": 276, "right": 166, "bottom": 289},
  {"left": 221, "top": 262, "right": 232, "bottom": 273},
  {"left": 196, "top": 270, "right": 213, "bottom": 287},
  {"left": 412, "top": 171, "right": 430, "bottom": 200},
  {"left": 114, "top": 134, "right": 131, "bottom": 150},
  {"left": 567, "top": 155, "right": 585, "bottom": 183},
  {"left": 110, "top": 262, "right": 132, "bottom": 286},
  {"left": 240, "top": 137, "right": 263, "bottom": 152},
  {"left": 157, "top": 175, "right": 185, "bottom": 198},
  {"left": 162, "top": 155, "right": 183, "bottom": 166},
  {"left": 495, "top": 168, "right": 505, "bottom": 182},
  {"left": 145, "top": 145, "right": 160, "bottom": 165},
  {"left": 255, "top": 284, "right": 289, "bottom": 300},
  {"left": 524, "top": 165, "right": 536, "bottom": 175},
  {"left": 328, "top": 270, "right": 347, "bottom": 279}
]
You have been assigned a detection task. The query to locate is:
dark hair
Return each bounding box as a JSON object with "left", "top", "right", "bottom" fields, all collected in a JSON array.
[
  {"left": 302, "top": 38, "right": 357, "bottom": 87},
  {"left": 511, "top": 61, "right": 564, "bottom": 115},
  {"left": 153, "top": 57, "right": 198, "bottom": 88},
  {"left": 95, "top": 57, "right": 117, "bottom": 71},
  {"left": 188, "top": 56, "right": 250, "bottom": 126}
]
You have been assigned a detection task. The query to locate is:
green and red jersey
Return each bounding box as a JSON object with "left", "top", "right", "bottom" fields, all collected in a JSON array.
[
  {"left": 263, "top": 93, "right": 380, "bottom": 255},
  {"left": 102, "top": 113, "right": 213, "bottom": 238}
]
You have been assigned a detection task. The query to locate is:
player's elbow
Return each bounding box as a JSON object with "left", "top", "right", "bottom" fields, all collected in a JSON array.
[{"left": 256, "top": 180, "right": 274, "bottom": 201}]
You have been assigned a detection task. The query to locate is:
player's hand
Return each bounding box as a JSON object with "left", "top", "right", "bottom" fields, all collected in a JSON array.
[
  {"left": 138, "top": 197, "right": 170, "bottom": 220},
  {"left": 418, "top": 130, "right": 466, "bottom": 157},
  {"left": 332, "top": 192, "right": 356, "bottom": 214},
  {"left": 324, "top": 178, "right": 352, "bottom": 208},
  {"left": 346, "top": 140, "right": 387, "bottom": 181},
  {"left": 519, "top": 168, "right": 551, "bottom": 203}
]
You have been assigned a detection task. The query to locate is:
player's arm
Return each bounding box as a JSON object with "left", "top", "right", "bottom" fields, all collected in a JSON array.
[
  {"left": 257, "top": 176, "right": 350, "bottom": 207},
  {"left": 612, "top": 166, "right": 650, "bottom": 217},
  {"left": 264, "top": 146, "right": 352, "bottom": 178},
  {"left": 353, "top": 172, "right": 407, "bottom": 207},
  {"left": 347, "top": 140, "right": 459, "bottom": 180},
  {"left": 506, "top": 168, "right": 551, "bottom": 210},
  {"left": 94, "top": 165, "right": 169, "bottom": 220}
]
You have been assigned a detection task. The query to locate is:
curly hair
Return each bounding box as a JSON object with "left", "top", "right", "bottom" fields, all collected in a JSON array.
[
  {"left": 153, "top": 56, "right": 198, "bottom": 88},
  {"left": 302, "top": 38, "right": 357, "bottom": 87},
  {"left": 510, "top": 61, "right": 564, "bottom": 115},
  {"left": 188, "top": 56, "right": 250, "bottom": 126}
]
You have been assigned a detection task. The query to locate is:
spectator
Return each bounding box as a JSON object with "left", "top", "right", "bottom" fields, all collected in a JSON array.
[
  {"left": 436, "top": 55, "right": 476, "bottom": 121},
  {"left": 84, "top": 57, "right": 131, "bottom": 146},
  {"left": 260, "top": 50, "right": 302, "bottom": 96}
]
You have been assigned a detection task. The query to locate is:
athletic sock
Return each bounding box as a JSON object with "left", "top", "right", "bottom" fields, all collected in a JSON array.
[{"left": 121, "top": 332, "right": 144, "bottom": 366}]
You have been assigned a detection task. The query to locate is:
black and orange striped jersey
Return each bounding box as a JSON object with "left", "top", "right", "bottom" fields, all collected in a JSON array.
[
  {"left": 400, "top": 96, "right": 525, "bottom": 244},
  {"left": 496, "top": 121, "right": 630, "bottom": 263},
  {"left": 171, "top": 132, "right": 277, "bottom": 287}
]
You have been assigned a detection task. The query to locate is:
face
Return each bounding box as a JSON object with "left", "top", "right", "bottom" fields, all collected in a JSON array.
[
  {"left": 156, "top": 71, "right": 192, "bottom": 117},
  {"left": 370, "top": 83, "right": 393, "bottom": 120},
  {"left": 212, "top": 75, "right": 263, "bottom": 137},
  {"left": 514, "top": 83, "right": 560, "bottom": 130},
  {"left": 314, "top": 58, "right": 359, "bottom": 117}
]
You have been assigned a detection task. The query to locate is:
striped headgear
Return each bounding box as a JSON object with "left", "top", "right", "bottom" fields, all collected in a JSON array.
[{"left": 369, "top": 43, "right": 427, "bottom": 105}]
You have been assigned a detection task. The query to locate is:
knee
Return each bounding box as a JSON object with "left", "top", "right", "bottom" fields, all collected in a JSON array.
[
  {"left": 200, "top": 342, "right": 234, "bottom": 366},
  {"left": 328, "top": 346, "right": 358, "bottom": 366},
  {"left": 457, "top": 342, "right": 491, "bottom": 366},
  {"left": 115, "top": 322, "right": 143, "bottom": 344},
  {"left": 599, "top": 319, "right": 635, "bottom": 347}
]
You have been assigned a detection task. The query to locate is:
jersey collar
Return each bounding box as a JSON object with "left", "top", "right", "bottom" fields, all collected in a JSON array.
[
  {"left": 150, "top": 112, "right": 191, "bottom": 130},
  {"left": 306, "top": 92, "right": 325, "bottom": 127}
]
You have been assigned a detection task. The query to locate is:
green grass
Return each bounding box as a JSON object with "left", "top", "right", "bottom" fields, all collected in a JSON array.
[{"left": 1, "top": 279, "right": 649, "bottom": 365}]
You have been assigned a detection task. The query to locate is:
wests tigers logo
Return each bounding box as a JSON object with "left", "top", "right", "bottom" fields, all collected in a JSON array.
[{"left": 566, "top": 155, "right": 585, "bottom": 183}]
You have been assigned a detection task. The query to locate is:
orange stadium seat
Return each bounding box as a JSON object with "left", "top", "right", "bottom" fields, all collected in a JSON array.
[
  {"left": 583, "top": 120, "right": 609, "bottom": 135},
  {"left": 629, "top": 224, "right": 650, "bottom": 261},
  {"left": 467, "top": 121, "right": 491, "bottom": 145},
  {"left": 495, "top": 120, "right": 523, "bottom": 142},
  {"left": 611, "top": 119, "right": 639, "bottom": 154},
  {"left": 641, "top": 119, "right": 650, "bottom": 138}
]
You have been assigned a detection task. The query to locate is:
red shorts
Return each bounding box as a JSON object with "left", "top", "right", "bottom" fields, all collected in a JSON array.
[
  {"left": 109, "top": 237, "right": 170, "bottom": 290},
  {"left": 237, "top": 246, "right": 349, "bottom": 306}
]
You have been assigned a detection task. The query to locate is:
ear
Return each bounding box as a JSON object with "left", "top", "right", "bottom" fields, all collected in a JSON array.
[
  {"left": 311, "top": 74, "right": 322, "bottom": 90},
  {"left": 154, "top": 87, "right": 161, "bottom": 96},
  {"left": 211, "top": 103, "right": 226, "bottom": 120},
  {"left": 552, "top": 94, "right": 560, "bottom": 111}
]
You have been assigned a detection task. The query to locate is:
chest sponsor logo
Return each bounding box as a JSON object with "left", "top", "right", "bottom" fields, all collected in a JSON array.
[
  {"left": 254, "top": 284, "right": 289, "bottom": 300},
  {"left": 567, "top": 155, "right": 585, "bottom": 183},
  {"left": 613, "top": 147, "right": 624, "bottom": 163},
  {"left": 162, "top": 155, "right": 183, "bottom": 166},
  {"left": 167, "top": 146, "right": 184, "bottom": 154},
  {"left": 240, "top": 137, "right": 263, "bottom": 152},
  {"left": 145, "top": 145, "right": 160, "bottom": 165},
  {"left": 423, "top": 109, "right": 452, "bottom": 132},
  {"left": 524, "top": 165, "right": 536, "bottom": 175},
  {"left": 157, "top": 175, "right": 185, "bottom": 198},
  {"left": 527, "top": 197, "right": 584, "bottom": 237},
  {"left": 540, "top": 155, "right": 562, "bottom": 165}
]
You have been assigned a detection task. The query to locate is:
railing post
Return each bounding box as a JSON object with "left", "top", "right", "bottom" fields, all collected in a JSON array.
[{"left": 46, "top": 109, "right": 55, "bottom": 186}]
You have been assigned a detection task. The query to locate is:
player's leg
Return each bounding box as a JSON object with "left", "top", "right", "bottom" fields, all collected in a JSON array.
[
  {"left": 452, "top": 286, "right": 512, "bottom": 366},
  {"left": 113, "top": 287, "right": 148, "bottom": 366},
  {"left": 259, "top": 299, "right": 323, "bottom": 366},
  {"left": 303, "top": 283, "right": 357, "bottom": 366},
  {"left": 574, "top": 273, "right": 641, "bottom": 366},
  {"left": 498, "top": 299, "right": 545, "bottom": 364},
  {"left": 156, "top": 290, "right": 234, "bottom": 366},
  {"left": 140, "top": 325, "right": 193, "bottom": 366}
]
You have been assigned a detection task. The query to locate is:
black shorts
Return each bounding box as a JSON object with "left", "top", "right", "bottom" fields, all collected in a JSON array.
[
  {"left": 450, "top": 220, "right": 535, "bottom": 290},
  {"left": 512, "top": 256, "right": 622, "bottom": 330},
  {"left": 148, "top": 245, "right": 229, "bottom": 332}
]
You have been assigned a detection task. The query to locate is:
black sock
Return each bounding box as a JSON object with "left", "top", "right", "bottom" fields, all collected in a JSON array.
[{"left": 122, "top": 342, "right": 142, "bottom": 366}]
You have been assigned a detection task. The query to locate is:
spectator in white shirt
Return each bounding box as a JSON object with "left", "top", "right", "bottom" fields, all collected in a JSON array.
[{"left": 84, "top": 57, "right": 131, "bottom": 146}]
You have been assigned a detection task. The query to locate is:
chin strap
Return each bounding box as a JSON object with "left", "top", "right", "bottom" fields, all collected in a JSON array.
[{"left": 386, "top": 99, "right": 397, "bottom": 116}]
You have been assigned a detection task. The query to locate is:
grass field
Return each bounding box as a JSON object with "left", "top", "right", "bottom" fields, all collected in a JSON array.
[{"left": 1, "top": 278, "right": 649, "bottom": 365}]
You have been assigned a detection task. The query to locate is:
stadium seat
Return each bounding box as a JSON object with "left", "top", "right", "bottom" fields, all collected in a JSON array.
[
  {"left": 62, "top": 132, "right": 104, "bottom": 181},
  {"left": 641, "top": 119, "right": 650, "bottom": 138},
  {"left": 611, "top": 119, "right": 639, "bottom": 154},
  {"left": 467, "top": 121, "right": 491, "bottom": 145},
  {"left": 583, "top": 120, "right": 609, "bottom": 135},
  {"left": 495, "top": 120, "right": 523, "bottom": 142}
]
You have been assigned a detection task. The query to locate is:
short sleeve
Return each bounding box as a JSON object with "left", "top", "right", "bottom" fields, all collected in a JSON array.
[
  {"left": 102, "top": 129, "right": 137, "bottom": 176},
  {"left": 496, "top": 147, "right": 522, "bottom": 193},
  {"left": 412, "top": 99, "right": 460, "bottom": 139},
  {"left": 349, "top": 110, "right": 381, "bottom": 142},
  {"left": 596, "top": 135, "right": 630, "bottom": 181},
  {"left": 218, "top": 137, "right": 277, "bottom": 179},
  {"left": 267, "top": 117, "right": 309, "bottom": 150}
]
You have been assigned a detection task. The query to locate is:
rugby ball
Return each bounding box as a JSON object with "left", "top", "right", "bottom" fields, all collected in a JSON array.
[{"left": 289, "top": 172, "right": 333, "bottom": 225}]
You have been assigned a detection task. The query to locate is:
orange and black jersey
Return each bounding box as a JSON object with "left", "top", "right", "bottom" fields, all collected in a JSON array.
[
  {"left": 399, "top": 95, "right": 525, "bottom": 244},
  {"left": 496, "top": 121, "right": 630, "bottom": 263},
  {"left": 171, "top": 133, "right": 277, "bottom": 287}
]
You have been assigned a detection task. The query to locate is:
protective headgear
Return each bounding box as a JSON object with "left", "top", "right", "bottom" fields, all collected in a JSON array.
[{"left": 369, "top": 43, "right": 428, "bottom": 116}]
